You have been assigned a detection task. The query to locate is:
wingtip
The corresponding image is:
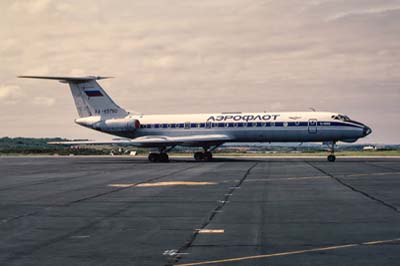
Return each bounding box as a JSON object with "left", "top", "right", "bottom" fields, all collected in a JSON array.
[{"left": 95, "top": 76, "right": 114, "bottom": 80}]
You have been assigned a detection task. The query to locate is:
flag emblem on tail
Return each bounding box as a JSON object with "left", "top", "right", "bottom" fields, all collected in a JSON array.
[{"left": 84, "top": 90, "right": 103, "bottom": 97}]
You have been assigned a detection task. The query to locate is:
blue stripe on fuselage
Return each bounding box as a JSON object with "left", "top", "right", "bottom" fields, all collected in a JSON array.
[{"left": 138, "top": 121, "right": 363, "bottom": 129}]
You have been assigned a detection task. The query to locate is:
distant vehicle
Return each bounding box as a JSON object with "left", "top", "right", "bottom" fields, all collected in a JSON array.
[
  {"left": 19, "top": 76, "right": 372, "bottom": 162},
  {"left": 363, "top": 145, "right": 376, "bottom": 151}
]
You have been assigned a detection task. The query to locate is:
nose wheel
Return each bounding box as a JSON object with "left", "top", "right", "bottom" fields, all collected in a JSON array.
[
  {"left": 327, "top": 142, "right": 336, "bottom": 162},
  {"left": 327, "top": 154, "right": 336, "bottom": 162}
]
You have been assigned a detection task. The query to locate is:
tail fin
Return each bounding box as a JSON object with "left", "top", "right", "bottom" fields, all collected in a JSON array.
[{"left": 18, "top": 75, "right": 128, "bottom": 118}]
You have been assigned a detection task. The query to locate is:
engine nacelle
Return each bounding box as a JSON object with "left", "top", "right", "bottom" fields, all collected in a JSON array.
[
  {"left": 99, "top": 118, "right": 140, "bottom": 131},
  {"left": 75, "top": 116, "right": 140, "bottom": 132}
]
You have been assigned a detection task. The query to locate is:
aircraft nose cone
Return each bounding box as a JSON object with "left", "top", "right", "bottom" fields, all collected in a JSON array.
[{"left": 363, "top": 125, "right": 372, "bottom": 136}]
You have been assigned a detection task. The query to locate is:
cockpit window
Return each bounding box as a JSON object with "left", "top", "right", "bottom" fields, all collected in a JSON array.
[{"left": 332, "top": 114, "right": 351, "bottom": 122}]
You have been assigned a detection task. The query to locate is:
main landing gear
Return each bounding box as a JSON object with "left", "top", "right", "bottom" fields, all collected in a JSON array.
[
  {"left": 193, "top": 146, "right": 219, "bottom": 162},
  {"left": 327, "top": 142, "right": 336, "bottom": 162},
  {"left": 148, "top": 146, "right": 173, "bottom": 163},
  {"left": 194, "top": 151, "right": 213, "bottom": 162},
  {"left": 148, "top": 152, "right": 169, "bottom": 162}
]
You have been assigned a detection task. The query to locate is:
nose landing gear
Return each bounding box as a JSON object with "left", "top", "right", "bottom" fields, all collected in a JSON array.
[{"left": 327, "top": 142, "right": 336, "bottom": 162}]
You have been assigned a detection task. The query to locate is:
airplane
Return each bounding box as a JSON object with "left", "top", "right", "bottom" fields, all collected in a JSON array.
[{"left": 18, "top": 75, "right": 372, "bottom": 162}]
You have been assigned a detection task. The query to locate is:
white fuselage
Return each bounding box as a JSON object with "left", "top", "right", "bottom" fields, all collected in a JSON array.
[{"left": 88, "top": 111, "right": 370, "bottom": 145}]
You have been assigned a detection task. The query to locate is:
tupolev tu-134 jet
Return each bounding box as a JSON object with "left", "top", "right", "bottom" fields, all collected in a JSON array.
[{"left": 19, "top": 75, "right": 372, "bottom": 162}]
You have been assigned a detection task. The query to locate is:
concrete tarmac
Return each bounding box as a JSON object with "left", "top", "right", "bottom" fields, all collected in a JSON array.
[{"left": 0, "top": 156, "right": 399, "bottom": 266}]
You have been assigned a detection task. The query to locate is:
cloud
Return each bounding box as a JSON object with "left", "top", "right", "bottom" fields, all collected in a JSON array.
[
  {"left": 326, "top": 5, "right": 400, "bottom": 21},
  {"left": 10, "top": 0, "right": 52, "bottom": 15},
  {"left": 0, "top": 0, "right": 399, "bottom": 142},
  {"left": 0, "top": 85, "right": 23, "bottom": 104},
  {"left": 32, "top": 96, "right": 55, "bottom": 106},
  {"left": 22, "top": 65, "right": 50, "bottom": 76},
  {"left": 0, "top": 84, "right": 55, "bottom": 107}
]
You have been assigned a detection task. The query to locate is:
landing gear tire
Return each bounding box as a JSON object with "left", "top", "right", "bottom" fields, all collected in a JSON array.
[
  {"left": 148, "top": 153, "right": 160, "bottom": 162},
  {"left": 160, "top": 153, "right": 169, "bottom": 162},
  {"left": 148, "top": 153, "right": 169, "bottom": 162},
  {"left": 327, "top": 154, "right": 336, "bottom": 162},
  {"left": 194, "top": 152, "right": 204, "bottom": 161},
  {"left": 203, "top": 151, "right": 213, "bottom": 161},
  {"left": 194, "top": 151, "right": 213, "bottom": 162}
]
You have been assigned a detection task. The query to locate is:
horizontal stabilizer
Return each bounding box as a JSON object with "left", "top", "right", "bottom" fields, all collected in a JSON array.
[{"left": 18, "top": 75, "right": 112, "bottom": 83}]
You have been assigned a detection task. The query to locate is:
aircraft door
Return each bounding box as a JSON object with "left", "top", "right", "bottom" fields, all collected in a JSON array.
[{"left": 308, "top": 119, "right": 318, "bottom": 134}]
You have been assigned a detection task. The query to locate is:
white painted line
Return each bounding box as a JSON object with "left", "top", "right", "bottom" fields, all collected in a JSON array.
[
  {"left": 109, "top": 181, "right": 217, "bottom": 188},
  {"left": 174, "top": 238, "right": 400, "bottom": 266},
  {"left": 70, "top": 235, "right": 90, "bottom": 239},
  {"left": 196, "top": 229, "right": 224, "bottom": 234},
  {"left": 163, "top": 250, "right": 189, "bottom": 256},
  {"left": 108, "top": 184, "right": 135, "bottom": 188}
]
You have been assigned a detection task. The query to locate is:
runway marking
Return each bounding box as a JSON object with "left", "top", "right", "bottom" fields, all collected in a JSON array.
[
  {"left": 108, "top": 181, "right": 216, "bottom": 188},
  {"left": 196, "top": 229, "right": 224, "bottom": 234},
  {"left": 163, "top": 250, "right": 189, "bottom": 256},
  {"left": 108, "top": 184, "right": 135, "bottom": 188},
  {"left": 174, "top": 238, "right": 400, "bottom": 266},
  {"left": 70, "top": 235, "right": 90, "bottom": 239},
  {"left": 347, "top": 172, "right": 400, "bottom": 177}
]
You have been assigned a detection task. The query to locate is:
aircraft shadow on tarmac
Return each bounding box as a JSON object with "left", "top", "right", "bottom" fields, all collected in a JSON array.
[{"left": 74, "top": 157, "right": 399, "bottom": 164}]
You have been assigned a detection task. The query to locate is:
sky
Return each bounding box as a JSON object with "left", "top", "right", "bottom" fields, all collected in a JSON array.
[{"left": 0, "top": 0, "right": 399, "bottom": 143}]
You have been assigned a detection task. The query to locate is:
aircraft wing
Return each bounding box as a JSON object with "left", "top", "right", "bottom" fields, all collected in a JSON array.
[{"left": 49, "top": 134, "right": 232, "bottom": 147}]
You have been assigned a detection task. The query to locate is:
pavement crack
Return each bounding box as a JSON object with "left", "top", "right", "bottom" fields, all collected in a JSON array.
[
  {"left": 65, "top": 165, "right": 198, "bottom": 206},
  {"left": 167, "top": 162, "right": 258, "bottom": 266},
  {"left": 0, "top": 164, "right": 200, "bottom": 265},
  {"left": 307, "top": 162, "right": 400, "bottom": 214}
]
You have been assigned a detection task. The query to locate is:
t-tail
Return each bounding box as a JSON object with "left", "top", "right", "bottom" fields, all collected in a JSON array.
[{"left": 18, "top": 75, "right": 128, "bottom": 118}]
